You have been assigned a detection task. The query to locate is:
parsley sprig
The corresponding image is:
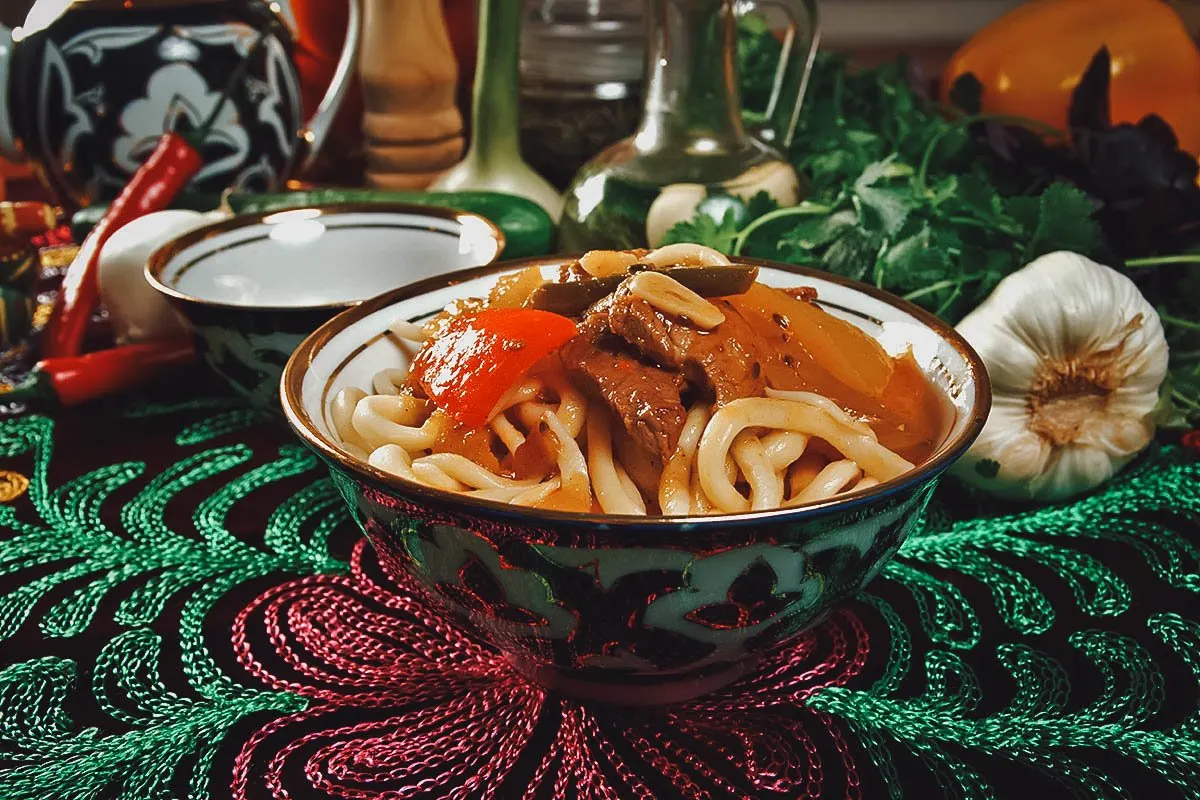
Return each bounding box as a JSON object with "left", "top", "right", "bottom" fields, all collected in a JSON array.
[
  {"left": 667, "top": 53, "right": 1108, "bottom": 322},
  {"left": 664, "top": 37, "right": 1200, "bottom": 427}
]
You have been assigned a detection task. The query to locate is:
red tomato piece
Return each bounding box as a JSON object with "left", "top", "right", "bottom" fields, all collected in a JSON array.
[{"left": 410, "top": 308, "right": 579, "bottom": 429}]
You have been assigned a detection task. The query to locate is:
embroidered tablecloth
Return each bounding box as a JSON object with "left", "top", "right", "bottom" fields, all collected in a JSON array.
[{"left": 0, "top": 379, "right": 1198, "bottom": 800}]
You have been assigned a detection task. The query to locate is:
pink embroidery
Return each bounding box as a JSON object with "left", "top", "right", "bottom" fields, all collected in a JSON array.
[{"left": 231, "top": 540, "right": 867, "bottom": 798}]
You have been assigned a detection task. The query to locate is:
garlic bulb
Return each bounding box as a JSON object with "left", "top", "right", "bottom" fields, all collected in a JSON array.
[
  {"left": 98, "top": 210, "right": 224, "bottom": 344},
  {"left": 952, "top": 251, "right": 1170, "bottom": 503}
]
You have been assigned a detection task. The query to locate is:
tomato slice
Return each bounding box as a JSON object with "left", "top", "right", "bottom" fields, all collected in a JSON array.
[{"left": 410, "top": 308, "right": 579, "bottom": 429}]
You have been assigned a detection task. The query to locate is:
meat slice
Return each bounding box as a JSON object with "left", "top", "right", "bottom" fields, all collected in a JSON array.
[
  {"left": 559, "top": 333, "right": 687, "bottom": 460},
  {"left": 605, "top": 293, "right": 767, "bottom": 404}
]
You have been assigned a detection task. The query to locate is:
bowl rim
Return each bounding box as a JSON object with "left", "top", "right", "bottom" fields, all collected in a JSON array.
[
  {"left": 144, "top": 203, "right": 507, "bottom": 312},
  {"left": 280, "top": 254, "right": 993, "bottom": 528}
]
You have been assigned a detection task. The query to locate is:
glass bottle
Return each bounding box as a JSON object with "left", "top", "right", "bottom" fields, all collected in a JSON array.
[
  {"left": 518, "top": 0, "right": 646, "bottom": 190},
  {"left": 558, "top": 0, "right": 820, "bottom": 251}
]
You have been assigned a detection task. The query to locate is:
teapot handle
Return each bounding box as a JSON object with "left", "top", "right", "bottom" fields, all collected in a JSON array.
[
  {"left": 0, "top": 24, "right": 23, "bottom": 163},
  {"left": 292, "top": 0, "right": 362, "bottom": 174},
  {"left": 736, "top": 0, "right": 821, "bottom": 151}
]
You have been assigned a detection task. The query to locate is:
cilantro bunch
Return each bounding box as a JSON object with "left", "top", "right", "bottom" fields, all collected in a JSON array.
[
  {"left": 663, "top": 33, "right": 1200, "bottom": 426},
  {"left": 666, "top": 52, "right": 1107, "bottom": 323}
]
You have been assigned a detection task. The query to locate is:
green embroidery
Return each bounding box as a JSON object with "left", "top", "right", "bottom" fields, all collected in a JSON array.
[
  {"left": 123, "top": 397, "right": 271, "bottom": 447},
  {"left": 888, "top": 447, "right": 1199, "bottom": 639},
  {"left": 880, "top": 560, "right": 982, "bottom": 649},
  {"left": 2, "top": 651, "right": 302, "bottom": 800},
  {"left": 0, "top": 397, "right": 1196, "bottom": 799},
  {"left": 808, "top": 616, "right": 1200, "bottom": 798},
  {"left": 0, "top": 407, "right": 350, "bottom": 799},
  {"left": 812, "top": 447, "right": 1200, "bottom": 798}
]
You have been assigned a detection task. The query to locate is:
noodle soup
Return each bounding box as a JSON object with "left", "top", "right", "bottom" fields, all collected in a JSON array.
[
  {"left": 282, "top": 249, "right": 988, "bottom": 704},
  {"left": 325, "top": 244, "right": 954, "bottom": 517}
]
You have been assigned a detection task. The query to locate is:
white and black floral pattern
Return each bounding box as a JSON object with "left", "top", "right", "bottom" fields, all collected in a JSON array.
[{"left": 8, "top": 2, "right": 301, "bottom": 204}]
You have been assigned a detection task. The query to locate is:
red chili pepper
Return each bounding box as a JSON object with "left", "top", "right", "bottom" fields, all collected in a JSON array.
[
  {"left": 410, "top": 308, "right": 579, "bottom": 429},
  {"left": 41, "top": 132, "right": 203, "bottom": 359},
  {"left": 40, "top": 28, "right": 273, "bottom": 359},
  {"left": 1183, "top": 429, "right": 1200, "bottom": 454},
  {"left": 0, "top": 338, "right": 196, "bottom": 407}
]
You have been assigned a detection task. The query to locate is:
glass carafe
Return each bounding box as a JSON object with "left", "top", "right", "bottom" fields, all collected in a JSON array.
[
  {"left": 558, "top": 0, "right": 820, "bottom": 251},
  {"left": 519, "top": 0, "right": 646, "bottom": 190}
]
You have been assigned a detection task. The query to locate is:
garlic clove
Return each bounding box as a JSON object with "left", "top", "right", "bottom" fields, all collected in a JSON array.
[
  {"left": 962, "top": 395, "right": 1051, "bottom": 488},
  {"left": 952, "top": 251, "right": 1170, "bottom": 503},
  {"left": 646, "top": 184, "right": 707, "bottom": 249},
  {"left": 1077, "top": 414, "right": 1154, "bottom": 459},
  {"left": 1030, "top": 446, "right": 1119, "bottom": 502},
  {"left": 957, "top": 321, "right": 1040, "bottom": 395},
  {"left": 723, "top": 161, "right": 801, "bottom": 209}
]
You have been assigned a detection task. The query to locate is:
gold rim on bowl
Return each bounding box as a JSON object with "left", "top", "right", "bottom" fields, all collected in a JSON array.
[
  {"left": 145, "top": 203, "right": 507, "bottom": 313},
  {"left": 281, "top": 255, "right": 993, "bottom": 528}
]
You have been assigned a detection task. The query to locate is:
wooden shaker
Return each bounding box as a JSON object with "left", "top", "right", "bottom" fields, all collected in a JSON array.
[{"left": 359, "top": 0, "right": 465, "bottom": 189}]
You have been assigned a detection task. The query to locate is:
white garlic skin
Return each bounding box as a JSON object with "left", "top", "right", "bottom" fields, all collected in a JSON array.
[
  {"left": 952, "top": 251, "right": 1170, "bottom": 503},
  {"left": 646, "top": 184, "right": 707, "bottom": 249},
  {"left": 723, "top": 160, "right": 800, "bottom": 210},
  {"left": 98, "top": 210, "right": 223, "bottom": 344},
  {"left": 644, "top": 163, "right": 801, "bottom": 248}
]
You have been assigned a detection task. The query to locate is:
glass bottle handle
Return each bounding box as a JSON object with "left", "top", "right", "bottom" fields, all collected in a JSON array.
[{"left": 736, "top": 0, "right": 821, "bottom": 150}]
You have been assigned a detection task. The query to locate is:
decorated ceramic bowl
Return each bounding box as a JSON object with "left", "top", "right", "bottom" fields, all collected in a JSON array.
[
  {"left": 147, "top": 204, "right": 504, "bottom": 407},
  {"left": 280, "top": 256, "right": 990, "bottom": 705}
]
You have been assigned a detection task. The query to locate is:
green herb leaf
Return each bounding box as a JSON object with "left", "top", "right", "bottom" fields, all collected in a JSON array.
[
  {"left": 856, "top": 187, "right": 912, "bottom": 236},
  {"left": 883, "top": 225, "right": 956, "bottom": 294},
  {"left": 852, "top": 157, "right": 915, "bottom": 235},
  {"left": 745, "top": 190, "right": 779, "bottom": 220},
  {"left": 926, "top": 175, "right": 961, "bottom": 207},
  {"left": 1027, "top": 182, "right": 1105, "bottom": 260},
  {"left": 954, "top": 173, "right": 1004, "bottom": 220},
  {"left": 662, "top": 209, "right": 743, "bottom": 253},
  {"left": 736, "top": 12, "right": 784, "bottom": 113},
  {"left": 778, "top": 210, "right": 858, "bottom": 251},
  {"left": 1003, "top": 195, "right": 1042, "bottom": 233},
  {"left": 821, "top": 227, "right": 883, "bottom": 281}
]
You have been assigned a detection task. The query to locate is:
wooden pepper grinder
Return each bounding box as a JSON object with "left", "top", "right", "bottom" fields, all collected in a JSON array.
[{"left": 359, "top": 0, "right": 465, "bottom": 189}]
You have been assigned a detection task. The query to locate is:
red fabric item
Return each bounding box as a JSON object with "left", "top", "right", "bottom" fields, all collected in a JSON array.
[
  {"left": 289, "top": 0, "right": 476, "bottom": 155},
  {"left": 288, "top": 0, "right": 366, "bottom": 174}
]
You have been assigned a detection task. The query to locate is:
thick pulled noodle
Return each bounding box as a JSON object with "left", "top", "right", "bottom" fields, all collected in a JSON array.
[
  {"left": 328, "top": 244, "right": 940, "bottom": 516},
  {"left": 333, "top": 371, "right": 912, "bottom": 514}
]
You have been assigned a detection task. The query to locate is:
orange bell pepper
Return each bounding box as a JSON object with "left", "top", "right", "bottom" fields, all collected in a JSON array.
[
  {"left": 410, "top": 308, "right": 579, "bottom": 429},
  {"left": 942, "top": 0, "right": 1200, "bottom": 151}
]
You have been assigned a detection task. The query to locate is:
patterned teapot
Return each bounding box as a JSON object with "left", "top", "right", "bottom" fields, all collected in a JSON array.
[{"left": 0, "top": 0, "right": 360, "bottom": 206}]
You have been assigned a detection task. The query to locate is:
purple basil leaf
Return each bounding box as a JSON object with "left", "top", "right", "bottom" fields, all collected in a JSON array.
[{"left": 1069, "top": 47, "right": 1112, "bottom": 133}]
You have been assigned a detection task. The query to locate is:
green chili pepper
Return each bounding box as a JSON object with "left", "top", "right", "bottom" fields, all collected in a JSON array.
[
  {"left": 229, "top": 190, "right": 555, "bottom": 259},
  {"left": 69, "top": 192, "right": 220, "bottom": 242},
  {"left": 73, "top": 190, "right": 555, "bottom": 260}
]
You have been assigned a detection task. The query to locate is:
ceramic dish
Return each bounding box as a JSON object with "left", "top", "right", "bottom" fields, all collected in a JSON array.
[
  {"left": 280, "top": 256, "right": 990, "bottom": 705},
  {"left": 147, "top": 204, "right": 504, "bottom": 407}
]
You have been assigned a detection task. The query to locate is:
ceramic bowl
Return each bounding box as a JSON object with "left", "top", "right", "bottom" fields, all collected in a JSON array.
[
  {"left": 147, "top": 204, "right": 504, "bottom": 407},
  {"left": 281, "top": 256, "right": 991, "bottom": 705}
]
